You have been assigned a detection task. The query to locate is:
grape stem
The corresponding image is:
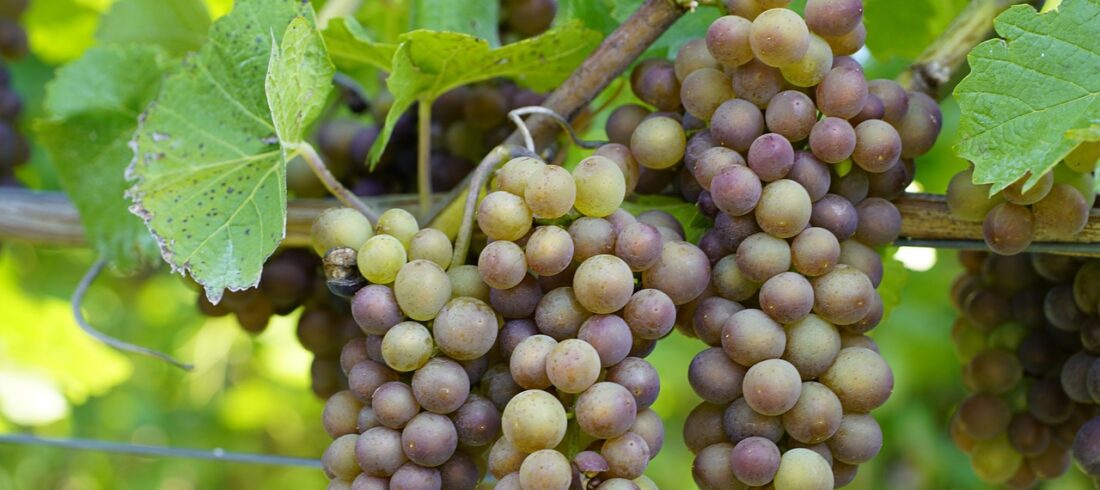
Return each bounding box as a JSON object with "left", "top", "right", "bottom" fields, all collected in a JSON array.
[
  {"left": 448, "top": 145, "right": 517, "bottom": 268},
  {"left": 508, "top": 106, "right": 607, "bottom": 154},
  {"left": 418, "top": 101, "right": 433, "bottom": 219},
  {"left": 296, "top": 142, "right": 381, "bottom": 222},
  {"left": 72, "top": 259, "right": 194, "bottom": 371}
]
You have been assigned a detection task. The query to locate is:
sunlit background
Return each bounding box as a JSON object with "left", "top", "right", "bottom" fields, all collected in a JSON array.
[{"left": 0, "top": 0, "right": 1094, "bottom": 489}]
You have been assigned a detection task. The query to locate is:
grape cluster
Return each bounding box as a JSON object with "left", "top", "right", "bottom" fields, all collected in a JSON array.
[
  {"left": 946, "top": 142, "right": 1097, "bottom": 255},
  {"left": 313, "top": 139, "right": 712, "bottom": 488},
  {"left": 601, "top": 0, "right": 934, "bottom": 487},
  {"left": 297, "top": 80, "right": 547, "bottom": 199},
  {"left": 0, "top": 0, "right": 29, "bottom": 188},
  {"left": 948, "top": 251, "right": 1100, "bottom": 487}
]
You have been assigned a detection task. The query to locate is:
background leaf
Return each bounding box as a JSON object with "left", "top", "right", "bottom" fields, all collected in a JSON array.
[
  {"left": 126, "top": 0, "right": 314, "bottom": 302},
  {"left": 37, "top": 46, "right": 167, "bottom": 270},
  {"left": 864, "top": 0, "right": 967, "bottom": 61},
  {"left": 95, "top": 0, "right": 212, "bottom": 55},
  {"left": 322, "top": 17, "right": 397, "bottom": 73},
  {"left": 266, "top": 16, "right": 335, "bottom": 148},
  {"left": 367, "top": 22, "right": 602, "bottom": 165},
  {"left": 410, "top": 0, "right": 500, "bottom": 46},
  {"left": 955, "top": 1, "right": 1100, "bottom": 192}
]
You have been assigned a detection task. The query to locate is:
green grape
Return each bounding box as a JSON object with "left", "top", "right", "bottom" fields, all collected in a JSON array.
[
  {"left": 573, "top": 155, "right": 626, "bottom": 217},
  {"left": 721, "top": 308, "right": 787, "bottom": 365},
  {"left": 712, "top": 254, "right": 763, "bottom": 302},
  {"left": 525, "top": 164, "right": 577, "bottom": 219},
  {"left": 1033, "top": 183, "right": 1089, "bottom": 239},
  {"left": 510, "top": 334, "right": 557, "bottom": 389},
  {"left": 759, "top": 272, "right": 814, "bottom": 324},
  {"left": 826, "top": 413, "right": 883, "bottom": 464},
  {"left": 783, "top": 313, "right": 841, "bottom": 379},
  {"left": 742, "top": 358, "right": 802, "bottom": 416},
  {"left": 519, "top": 450, "right": 572, "bottom": 490},
  {"left": 791, "top": 227, "right": 840, "bottom": 277},
  {"left": 534, "top": 287, "right": 591, "bottom": 340},
  {"left": 323, "top": 391, "right": 363, "bottom": 438},
  {"left": 970, "top": 435, "right": 1022, "bottom": 485},
  {"left": 756, "top": 179, "right": 812, "bottom": 238},
  {"left": 477, "top": 191, "right": 533, "bottom": 241},
  {"left": 982, "top": 202, "right": 1034, "bottom": 256},
  {"left": 595, "top": 143, "right": 642, "bottom": 196},
  {"left": 394, "top": 259, "right": 452, "bottom": 321},
  {"left": 375, "top": 208, "right": 419, "bottom": 249},
  {"left": 675, "top": 38, "right": 721, "bottom": 80},
  {"left": 706, "top": 15, "right": 754, "bottom": 67},
  {"left": 782, "top": 382, "right": 843, "bottom": 444},
  {"left": 1002, "top": 171, "right": 1053, "bottom": 205},
  {"left": 447, "top": 264, "right": 490, "bottom": 302},
  {"left": 641, "top": 240, "right": 712, "bottom": 305},
  {"left": 501, "top": 390, "right": 568, "bottom": 453},
  {"left": 545, "top": 338, "right": 602, "bottom": 393},
  {"left": 358, "top": 234, "right": 407, "bottom": 284},
  {"left": 963, "top": 348, "right": 1022, "bottom": 395},
  {"left": 780, "top": 34, "right": 833, "bottom": 87},
  {"left": 1065, "top": 141, "right": 1100, "bottom": 173},
  {"left": 630, "top": 116, "right": 686, "bottom": 169},
  {"left": 736, "top": 232, "right": 791, "bottom": 283},
  {"left": 381, "top": 321, "right": 433, "bottom": 372},
  {"left": 820, "top": 346, "right": 893, "bottom": 412},
  {"left": 811, "top": 265, "right": 874, "bottom": 325},
  {"left": 852, "top": 119, "right": 902, "bottom": 173},
  {"left": 681, "top": 68, "right": 734, "bottom": 121},
  {"left": 946, "top": 169, "right": 1003, "bottom": 222},
  {"left": 574, "top": 254, "right": 635, "bottom": 314},
  {"left": 408, "top": 228, "right": 453, "bottom": 269},
  {"left": 749, "top": 8, "right": 810, "bottom": 67},
  {"left": 773, "top": 448, "right": 833, "bottom": 490},
  {"left": 487, "top": 426, "right": 526, "bottom": 478},
  {"left": 496, "top": 156, "right": 544, "bottom": 196},
  {"left": 312, "top": 207, "right": 374, "bottom": 256},
  {"left": 433, "top": 297, "right": 499, "bottom": 361}
]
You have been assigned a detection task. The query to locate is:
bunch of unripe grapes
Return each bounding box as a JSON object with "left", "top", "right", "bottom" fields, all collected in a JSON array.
[
  {"left": 0, "top": 0, "right": 29, "bottom": 188},
  {"left": 295, "top": 80, "right": 547, "bottom": 199},
  {"left": 948, "top": 251, "right": 1100, "bottom": 487},
  {"left": 313, "top": 138, "right": 713, "bottom": 488},
  {"left": 602, "top": 0, "right": 929, "bottom": 487},
  {"left": 947, "top": 142, "right": 1098, "bottom": 256}
]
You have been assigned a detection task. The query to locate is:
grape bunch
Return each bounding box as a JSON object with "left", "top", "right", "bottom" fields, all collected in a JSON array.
[
  {"left": 948, "top": 251, "right": 1100, "bottom": 488},
  {"left": 946, "top": 142, "right": 1097, "bottom": 255},
  {"left": 313, "top": 139, "right": 713, "bottom": 488},
  {"left": 600, "top": 0, "right": 934, "bottom": 487},
  {"left": 0, "top": 0, "right": 29, "bottom": 188}
]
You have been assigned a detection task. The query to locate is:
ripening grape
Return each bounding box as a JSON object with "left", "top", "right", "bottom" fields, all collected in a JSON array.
[
  {"left": 721, "top": 308, "right": 787, "bottom": 365},
  {"left": 496, "top": 156, "right": 543, "bottom": 196},
  {"left": 809, "top": 117, "right": 856, "bottom": 164},
  {"left": 783, "top": 313, "right": 842, "bottom": 378},
  {"left": 615, "top": 222, "right": 664, "bottom": 272},
  {"left": 736, "top": 232, "right": 792, "bottom": 282},
  {"left": 577, "top": 381, "right": 638, "bottom": 439},
  {"left": 756, "top": 179, "right": 813, "bottom": 238},
  {"left": 730, "top": 58, "right": 785, "bottom": 108},
  {"left": 411, "top": 357, "right": 470, "bottom": 414},
  {"left": 681, "top": 67, "right": 734, "bottom": 120},
  {"left": 381, "top": 321, "right": 433, "bottom": 372},
  {"left": 1003, "top": 171, "right": 1054, "bottom": 206},
  {"left": 675, "top": 38, "right": 721, "bottom": 80},
  {"left": 742, "top": 358, "right": 803, "bottom": 416},
  {"left": 408, "top": 228, "right": 453, "bottom": 269},
  {"left": 748, "top": 133, "right": 796, "bottom": 182},
  {"left": 706, "top": 15, "right": 754, "bottom": 67},
  {"left": 1033, "top": 183, "right": 1089, "bottom": 238},
  {"left": 783, "top": 382, "right": 843, "bottom": 443},
  {"left": 394, "top": 260, "right": 452, "bottom": 321},
  {"left": 641, "top": 240, "right": 712, "bottom": 305},
  {"left": 804, "top": 0, "right": 864, "bottom": 37},
  {"left": 852, "top": 119, "right": 902, "bottom": 173},
  {"left": 821, "top": 347, "right": 893, "bottom": 412},
  {"left": 545, "top": 338, "right": 602, "bottom": 393},
  {"left": 983, "top": 202, "right": 1034, "bottom": 256},
  {"left": 816, "top": 67, "right": 867, "bottom": 119},
  {"left": 780, "top": 34, "right": 833, "bottom": 87},
  {"left": 479, "top": 240, "right": 528, "bottom": 290},
  {"left": 631, "top": 59, "right": 682, "bottom": 111},
  {"left": 477, "top": 191, "right": 533, "bottom": 241},
  {"left": 690, "top": 347, "right": 748, "bottom": 404},
  {"left": 519, "top": 449, "right": 572, "bottom": 490},
  {"left": 358, "top": 234, "right": 407, "bottom": 284},
  {"left": 822, "top": 22, "right": 866, "bottom": 56},
  {"left": 812, "top": 265, "right": 874, "bottom": 325},
  {"left": 433, "top": 297, "right": 499, "bottom": 360},
  {"left": 574, "top": 254, "right": 635, "bottom": 314},
  {"left": 692, "top": 442, "right": 736, "bottom": 490},
  {"left": 401, "top": 412, "right": 458, "bottom": 467},
  {"left": 357, "top": 427, "right": 407, "bottom": 476},
  {"left": 711, "top": 164, "right": 762, "bottom": 217},
  {"left": 759, "top": 272, "right": 815, "bottom": 324},
  {"left": 827, "top": 413, "right": 882, "bottom": 464},
  {"left": 765, "top": 91, "right": 818, "bottom": 142},
  {"left": 606, "top": 105, "right": 651, "bottom": 146},
  {"left": 525, "top": 225, "right": 574, "bottom": 276}
]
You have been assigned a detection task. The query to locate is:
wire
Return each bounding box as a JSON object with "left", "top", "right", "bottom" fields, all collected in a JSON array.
[
  {"left": 507, "top": 106, "right": 608, "bottom": 155},
  {"left": 72, "top": 260, "right": 194, "bottom": 371},
  {"left": 0, "top": 434, "right": 321, "bottom": 468}
]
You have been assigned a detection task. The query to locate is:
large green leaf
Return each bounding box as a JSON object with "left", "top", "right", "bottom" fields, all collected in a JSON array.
[
  {"left": 864, "top": 0, "right": 966, "bottom": 61},
  {"left": 955, "top": 1, "right": 1100, "bottom": 192},
  {"left": 322, "top": 16, "right": 397, "bottom": 73},
  {"left": 37, "top": 46, "right": 167, "bottom": 270},
  {"left": 96, "top": 0, "right": 211, "bottom": 55},
  {"left": 410, "top": 0, "right": 500, "bottom": 46},
  {"left": 368, "top": 22, "right": 602, "bottom": 165},
  {"left": 126, "top": 0, "right": 316, "bottom": 302},
  {"left": 266, "top": 16, "right": 336, "bottom": 149}
]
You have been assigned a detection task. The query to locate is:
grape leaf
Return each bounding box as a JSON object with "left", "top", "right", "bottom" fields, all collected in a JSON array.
[
  {"left": 367, "top": 22, "right": 602, "bottom": 166},
  {"left": 126, "top": 0, "right": 316, "bottom": 303},
  {"left": 322, "top": 16, "right": 397, "bottom": 73},
  {"left": 96, "top": 0, "right": 211, "bottom": 55},
  {"left": 266, "top": 16, "right": 335, "bottom": 149},
  {"left": 955, "top": 1, "right": 1100, "bottom": 193},
  {"left": 410, "top": 0, "right": 501, "bottom": 46},
  {"left": 38, "top": 47, "right": 167, "bottom": 270},
  {"left": 557, "top": 0, "right": 617, "bottom": 35},
  {"left": 878, "top": 249, "right": 909, "bottom": 322}
]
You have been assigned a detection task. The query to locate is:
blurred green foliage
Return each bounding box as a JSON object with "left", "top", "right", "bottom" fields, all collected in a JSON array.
[{"left": 0, "top": 1, "right": 1095, "bottom": 489}]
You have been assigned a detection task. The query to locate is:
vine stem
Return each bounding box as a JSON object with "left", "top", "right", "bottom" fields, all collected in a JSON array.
[
  {"left": 73, "top": 260, "right": 194, "bottom": 370},
  {"left": 0, "top": 434, "right": 319, "bottom": 468},
  {"left": 296, "top": 142, "right": 380, "bottom": 223},
  {"left": 448, "top": 145, "right": 515, "bottom": 268},
  {"left": 418, "top": 101, "right": 433, "bottom": 219}
]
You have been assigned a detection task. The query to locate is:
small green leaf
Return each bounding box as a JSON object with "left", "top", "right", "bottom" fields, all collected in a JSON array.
[
  {"left": 621, "top": 195, "right": 710, "bottom": 244},
  {"left": 38, "top": 46, "right": 167, "bottom": 270},
  {"left": 266, "top": 16, "right": 335, "bottom": 148},
  {"left": 126, "top": 0, "right": 315, "bottom": 302},
  {"left": 879, "top": 249, "right": 909, "bottom": 322},
  {"left": 410, "top": 0, "right": 501, "bottom": 46},
  {"left": 96, "top": 0, "right": 212, "bottom": 55},
  {"left": 322, "top": 16, "right": 397, "bottom": 73},
  {"left": 368, "top": 22, "right": 602, "bottom": 166},
  {"left": 955, "top": 1, "right": 1100, "bottom": 192}
]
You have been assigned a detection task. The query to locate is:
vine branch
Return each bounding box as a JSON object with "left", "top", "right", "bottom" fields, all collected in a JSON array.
[{"left": 73, "top": 260, "right": 194, "bottom": 370}]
